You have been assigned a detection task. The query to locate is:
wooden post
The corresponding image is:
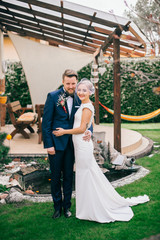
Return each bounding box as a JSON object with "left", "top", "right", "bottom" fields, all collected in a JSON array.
[
  {"left": 113, "top": 37, "right": 121, "bottom": 152},
  {"left": 94, "top": 57, "right": 99, "bottom": 125},
  {"left": 0, "top": 30, "right": 6, "bottom": 129}
]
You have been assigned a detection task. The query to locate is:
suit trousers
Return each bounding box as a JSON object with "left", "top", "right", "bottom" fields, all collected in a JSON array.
[{"left": 49, "top": 139, "right": 74, "bottom": 211}]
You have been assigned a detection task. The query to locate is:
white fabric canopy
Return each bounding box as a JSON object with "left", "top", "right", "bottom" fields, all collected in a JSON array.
[{"left": 9, "top": 32, "right": 93, "bottom": 108}]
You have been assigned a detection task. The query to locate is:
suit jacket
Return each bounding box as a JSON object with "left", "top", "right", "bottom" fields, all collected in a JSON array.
[{"left": 42, "top": 87, "right": 81, "bottom": 151}]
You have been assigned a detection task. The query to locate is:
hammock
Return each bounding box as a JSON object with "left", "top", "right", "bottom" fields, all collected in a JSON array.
[{"left": 99, "top": 102, "right": 160, "bottom": 122}]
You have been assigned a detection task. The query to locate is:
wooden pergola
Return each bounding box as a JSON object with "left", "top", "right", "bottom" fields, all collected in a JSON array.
[{"left": 0, "top": 0, "right": 148, "bottom": 152}]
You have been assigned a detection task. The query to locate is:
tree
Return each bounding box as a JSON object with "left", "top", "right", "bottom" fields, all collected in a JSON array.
[{"left": 124, "top": 0, "right": 160, "bottom": 55}]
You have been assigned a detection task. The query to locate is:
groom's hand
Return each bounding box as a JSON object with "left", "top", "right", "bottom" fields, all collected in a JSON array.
[
  {"left": 83, "top": 130, "right": 91, "bottom": 142},
  {"left": 47, "top": 147, "right": 55, "bottom": 155}
]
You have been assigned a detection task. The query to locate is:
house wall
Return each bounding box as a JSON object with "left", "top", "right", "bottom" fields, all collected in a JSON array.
[{"left": 4, "top": 35, "right": 19, "bottom": 61}]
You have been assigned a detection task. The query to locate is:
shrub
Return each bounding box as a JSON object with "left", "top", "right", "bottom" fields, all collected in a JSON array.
[
  {"left": 5, "top": 61, "right": 32, "bottom": 107},
  {"left": 78, "top": 57, "right": 160, "bottom": 123},
  {"left": 0, "top": 132, "right": 11, "bottom": 167}
]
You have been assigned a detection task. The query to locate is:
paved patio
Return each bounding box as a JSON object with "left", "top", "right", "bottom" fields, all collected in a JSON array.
[{"left": 1, "top": 123, "right": 152, "bottom": 158}]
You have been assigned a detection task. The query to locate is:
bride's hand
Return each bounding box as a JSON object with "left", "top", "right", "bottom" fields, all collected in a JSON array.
[{"left": 53, "top": 128, "right": 65, "bottom": 136}]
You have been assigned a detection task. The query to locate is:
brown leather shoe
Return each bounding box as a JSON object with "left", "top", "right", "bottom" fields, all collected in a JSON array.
[
  {"left": 52, "top": 210, "right": 61, "bottom": 219},
  {"left": 64, "top": 209, "right": 72, "bottom": 218}
]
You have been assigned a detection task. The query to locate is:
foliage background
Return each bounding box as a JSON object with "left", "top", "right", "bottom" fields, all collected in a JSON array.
[
  {"left": 78, "top": 57, "right": 160, "bottom": 123},
  {"left": 5, "top": 58, "right": 160, "bottom": 123},
  {"left": 5, "top": 61, "right": 32, "bottom": 107}
]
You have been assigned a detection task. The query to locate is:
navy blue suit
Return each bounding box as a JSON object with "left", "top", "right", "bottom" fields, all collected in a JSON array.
[{"left": 42, "top": 87, "right": 81, "bottom": 211}]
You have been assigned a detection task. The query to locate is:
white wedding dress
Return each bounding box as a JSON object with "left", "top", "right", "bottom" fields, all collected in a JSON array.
[{"left": 72, "top": 102, "right": 149, "bottom": 223}]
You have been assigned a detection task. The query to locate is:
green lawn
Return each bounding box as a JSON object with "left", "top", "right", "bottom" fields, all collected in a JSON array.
[{"left": 0, "top": 123, "right": 160, "bottom": 240}]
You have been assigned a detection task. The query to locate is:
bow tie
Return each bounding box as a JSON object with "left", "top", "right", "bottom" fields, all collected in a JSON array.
[{"left": 65, "top": 92, "right": 74, "bottom": 98}]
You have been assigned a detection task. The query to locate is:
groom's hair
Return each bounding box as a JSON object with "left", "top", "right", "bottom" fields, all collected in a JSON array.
[{"left": 62, "top": 69, "right": 78, "bottom": 80}]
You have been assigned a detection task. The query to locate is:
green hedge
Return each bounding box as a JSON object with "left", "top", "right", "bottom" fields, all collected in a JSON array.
[
  {"left": 5, "top": 58, "right": 160, "bottom": 123},
  {"left": 78, "top": 57, "right": 160, "bottom": 123},
  {"left": 5, "top": 61, "right": 32, "bottom": 106}
]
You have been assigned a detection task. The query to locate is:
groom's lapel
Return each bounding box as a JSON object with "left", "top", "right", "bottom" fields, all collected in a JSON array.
[
  {"left": 59, "top": 88, "right": 69, "bottom": 118},
  {"left": 70, "top": 94, "right": 81, "bottom": 120}
]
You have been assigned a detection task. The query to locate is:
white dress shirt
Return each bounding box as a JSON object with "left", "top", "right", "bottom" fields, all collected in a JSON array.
[{"left": 66, "top": 96, "right": 73, "bottom": 117}]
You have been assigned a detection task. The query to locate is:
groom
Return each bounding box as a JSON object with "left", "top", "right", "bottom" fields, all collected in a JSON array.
[{"left": 42, "top": 69, "right": 91, "bottom": 219}]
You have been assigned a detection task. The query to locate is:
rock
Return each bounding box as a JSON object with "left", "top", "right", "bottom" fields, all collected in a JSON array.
[
  {"left": 5, "top": 165, "right": 15, "bottom": 170},
  {"left": 125, "top": 157, "right": 135, "bottom": 167},
  {"left": 25, "top": 190, "right": 35, "bottom": 195},
  {"left": 5, "top": 188, "right": 24, "bottom": 203},
  {"left": 13, "top": 158, "right": 21, "bottom": 162},
  {"left": 0, "top": 199, "right": 6, "bottom": 204},
  {"left": 30, "top": 161, "right": 37, "bottom": 165},
  {"left": 5, "top": 166, "right": 21, "bottom": 174},
  {"left": 0, "top": 193, "right": 8, "bottom": 200},
  {"left": 6, "top": 179, "right": 23, "bottom": 190},
  {"left": 26, "top": 164, "right": 32, "bottom": 167},
  {"left": 20, "top": 164, "right": 27, "bottom": 168},
  {"left": 0, "top": 175, "right": 10, "bottom": 185}
]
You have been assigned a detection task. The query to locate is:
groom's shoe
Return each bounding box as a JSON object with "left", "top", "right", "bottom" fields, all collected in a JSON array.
[
  {"left": 64, "top": 209, "right": 72, "bottom": 218},
  {"left": 52, "top": 210, "right": 61, "bottom": 219}
]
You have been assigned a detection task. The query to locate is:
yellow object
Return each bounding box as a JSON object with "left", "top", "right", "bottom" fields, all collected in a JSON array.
[
  {"left": 6, "top": 134, "right": 12, "bottom": 140},
  {"left": 99, "top": 102, "right": 160, "bottom": 122},
  {"left": 0, "top": 96, "right": 7, "bottom": 104}
]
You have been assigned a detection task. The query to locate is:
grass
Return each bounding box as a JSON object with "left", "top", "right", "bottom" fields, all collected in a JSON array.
[{"left": 0, "top": 123, "right": 160, "bottom": 240}]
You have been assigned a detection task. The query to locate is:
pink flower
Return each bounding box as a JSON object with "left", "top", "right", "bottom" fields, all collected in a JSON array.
[{"left": 57, "top": 93, "right": 67, "bottom": 113}]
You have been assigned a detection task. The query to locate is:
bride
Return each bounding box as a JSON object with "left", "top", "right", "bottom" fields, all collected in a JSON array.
[{"left": 53, "top": 79, "right": 149, "bottom": 223}]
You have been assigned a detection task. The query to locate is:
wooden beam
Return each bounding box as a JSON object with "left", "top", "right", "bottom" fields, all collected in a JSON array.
[
  {"left": 5, "top": 25, "right": 95, "bottom": 54},
  {"left": 1, "top": 17, "right": 99, "bottom": 50},
  {"left": 105, "top": 49, "right": 130, "bottom": 57},
  {"left": 113, "top": 37, "right": 121, "bottom": 152},
  {"left": 94, "top": 57, "right": 100, "bottom": 125},
  {"left": 129, "top": 25, "right": 147, "bottom": 49},
  {"left": 16, "top": 0, "right": 126, "bottom": 29},
  {"left": 60, "top": 1, "right": 65, "bottom": 41},
  {"left": 0, "top": 15, "right": 101, "bottom": 47},
  {"left": 82, "top": 12, "right": 97, "bottom": 46},
  {"left": 119, "top": 40, "right": 145, "bottom": 51},
  {"left": 0, "top": 9, "right": 110, "bottom": 44},
  {"left": 0, "top": 1, "right": 117, "bottom": 37},
  {"left": 109, "top": 45, "right": 146, "bottom": 57},
  {"left": 94, "top": 27, "right": 122, "bottom": 59}
]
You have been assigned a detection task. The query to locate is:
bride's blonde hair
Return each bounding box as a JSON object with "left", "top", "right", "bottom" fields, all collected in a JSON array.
[{"left": 76, "top": 78, "right": 95, "bottom": 95}]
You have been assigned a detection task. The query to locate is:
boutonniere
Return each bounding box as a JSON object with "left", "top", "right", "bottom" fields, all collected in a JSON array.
[{"left": 57, "top": 93, "right": 67, "bottom": 113}]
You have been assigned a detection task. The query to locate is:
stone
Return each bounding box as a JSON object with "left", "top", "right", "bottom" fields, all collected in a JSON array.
[
  {"left": 13, "top": 158, "right": 21, "bottom": 162},
  {"left": 0, "top": 175, "right": 10, "bottom": 185},
  {"left": 26, "top": 164, "right": 32, "bottom": 167},
  {"left": 6, "top": 179, "right": 23, "bottom": 190},
  {"left": 0, "top": 199, "right": 6, "bottom": 204},
  {"left": 5, "top": 165, "right": 15, "bottom": 170},
  {"left": 5, "top": 188, "right": 24, "bottom": 203},
  {"left": 0, "top": 193, "right": 8, "bottom": 200},
  {"left": 25, "top": 190, "right": 35, "bottom": 195},
  {"left": 20, "top": 164, "right": 27, "bottom": 168},
  {"left": 30, "top": 161, "right": 37, "bottom": 165}
]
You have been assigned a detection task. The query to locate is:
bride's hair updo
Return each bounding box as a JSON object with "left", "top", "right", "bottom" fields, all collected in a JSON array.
[{"left": 76, "top": 78, "right": 95, "bottom": 95}]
